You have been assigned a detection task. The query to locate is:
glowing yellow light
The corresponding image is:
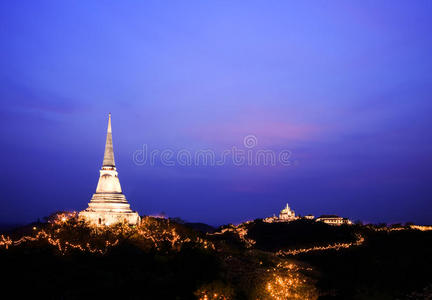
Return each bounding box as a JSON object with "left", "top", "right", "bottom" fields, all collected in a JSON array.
[
  {"left": 262, "top": 261, "right": 317, "bottom": 299},
  {"left": 410, "top": 225, "right": 432, "bottom": 231},
  {"left": 210, "top": 223, "right": 256, "bottom": 248},
  {"left": 277, "top": 234, "right": 365, "bottom": 256},
  {"left": 0, "top": 216, "right": 214, "bottom": 255}
]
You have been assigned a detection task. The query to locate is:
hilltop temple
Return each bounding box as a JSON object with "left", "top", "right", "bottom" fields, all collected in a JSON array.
[
  {"left": 264, "top": 203, "right": 298, "bottom": 223},
  {"left": 263, "top": 203, "right": 352, "bottom": 226},
  {"left": 316, "top": 215, "right": 352, "bottom": 225},
  {"left": 279, "top": 203, "right": 297, "bottom": 221},
  {"left": 79, "top": 114, "right": 140, "bottom": 226}
]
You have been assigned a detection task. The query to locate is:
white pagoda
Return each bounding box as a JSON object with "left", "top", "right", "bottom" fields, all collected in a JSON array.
[
  {"left": 263, "top": 203, "right": 298, "bottom": 223},
  {"left": 278, "top": 203, "right": 296, "bottom": 221},
  {"left": 79, "top": 113, "right": 140, "bottom": 226}
]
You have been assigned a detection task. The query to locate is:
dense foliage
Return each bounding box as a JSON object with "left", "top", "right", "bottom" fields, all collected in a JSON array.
[{"left": 1, "top": 216, "right": 431, "bottom": 299}]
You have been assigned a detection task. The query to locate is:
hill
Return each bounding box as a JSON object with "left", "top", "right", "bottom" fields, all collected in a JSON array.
[{"left": 0, "top": 216, "right": 431, "bottom": 299}]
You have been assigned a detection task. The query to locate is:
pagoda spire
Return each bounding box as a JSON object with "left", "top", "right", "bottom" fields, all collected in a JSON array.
[
  {"left": 102, "top": 113, "right": 115, "bottom": 168},
  {"left": 79, "top": 113, "right": 140, "bottom": 226}
]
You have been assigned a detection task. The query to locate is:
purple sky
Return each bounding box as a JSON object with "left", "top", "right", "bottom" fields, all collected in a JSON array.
[{"left": 1, "top": 1, "right": 432, "bottom": 225}]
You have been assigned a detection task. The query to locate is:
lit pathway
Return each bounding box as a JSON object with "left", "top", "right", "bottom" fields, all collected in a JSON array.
[{"left": 276, "top": 234, "right": 365, "bottom": 256}]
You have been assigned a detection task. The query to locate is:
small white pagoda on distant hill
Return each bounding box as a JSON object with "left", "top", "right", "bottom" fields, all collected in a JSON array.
[
  {"left": 278, "top": 203, "right": 297, "bottom": 221},
  {"left": 79, "top": 113, "right": 140, "bottom": 226},
  {"left": 264, "top": 203, "right": 298, "bottom": 223}
]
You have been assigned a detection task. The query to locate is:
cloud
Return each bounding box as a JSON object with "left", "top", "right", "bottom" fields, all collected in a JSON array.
[{"left": 185, "top": 107, "right": 322, "bottom": 148}]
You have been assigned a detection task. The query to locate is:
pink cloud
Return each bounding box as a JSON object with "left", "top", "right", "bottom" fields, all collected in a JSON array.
[{"left": 186, "top": 108, "right": 323, "bottom": 148}]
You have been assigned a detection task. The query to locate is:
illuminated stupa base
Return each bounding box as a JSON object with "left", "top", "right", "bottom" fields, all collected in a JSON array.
[
  {"left": 79, "top": 113, "right": 140, "bottom": 226},
  {"left": 79, "top": 209, "right": 140, "bottom": 226},
  {"left": 81, "top": 190, "right": 140, "bottom": 226}
]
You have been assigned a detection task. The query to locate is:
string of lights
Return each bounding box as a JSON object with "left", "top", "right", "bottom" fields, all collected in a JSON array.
[
  {"left": 210, "top": 223, "right": 256, "bottom": 248},
  {"left": 410, "top": 225, "right": 432, "bottom": 231},
  {"left": 276, "top": 234, "right": 365, "bottom": 256},
  {"left": 0, "top": 214, "right": 214, "bottom": 255}
]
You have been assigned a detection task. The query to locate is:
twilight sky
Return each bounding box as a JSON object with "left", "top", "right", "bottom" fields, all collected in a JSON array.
[{"left": 1, "top": 1, "right": 432, "bottom": 225}]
